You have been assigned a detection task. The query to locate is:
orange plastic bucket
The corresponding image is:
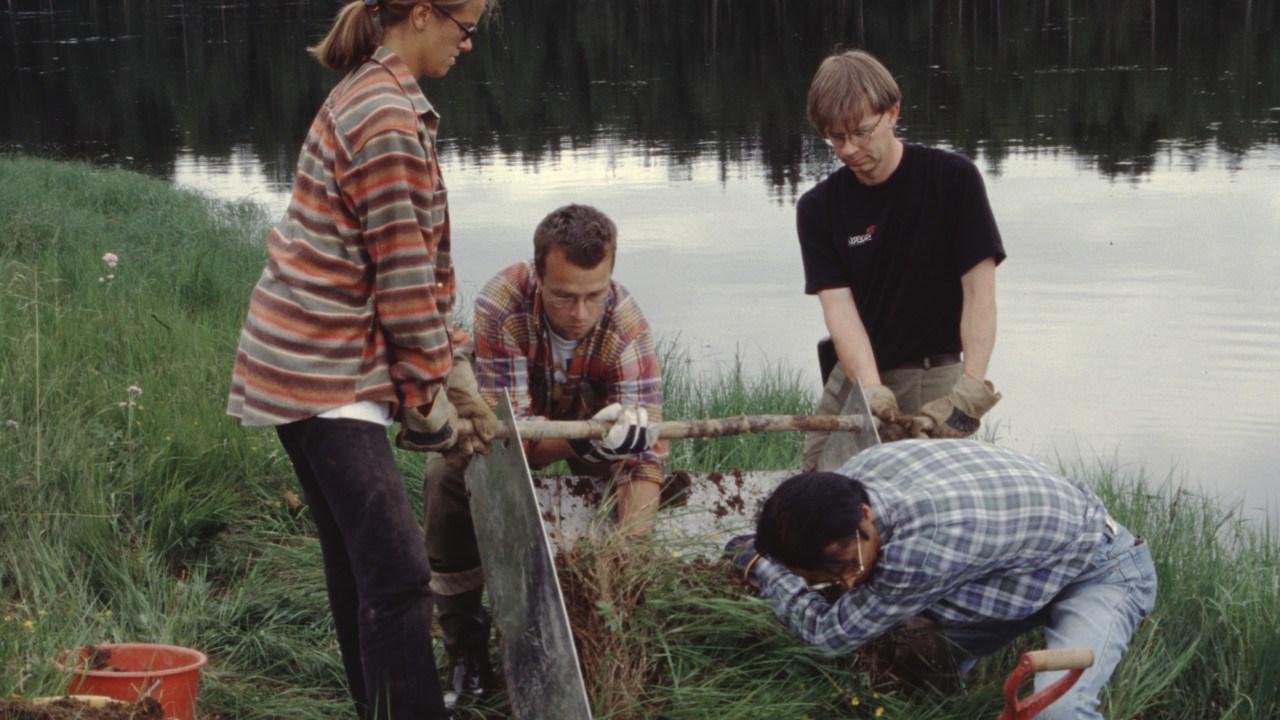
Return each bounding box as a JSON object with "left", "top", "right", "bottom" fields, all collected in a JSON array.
[{"left": 54, "top": 643, "right": 207, "bottom": 720}]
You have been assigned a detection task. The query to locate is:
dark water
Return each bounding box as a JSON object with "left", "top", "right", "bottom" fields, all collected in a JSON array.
[{"left": 3, "top": 1, "right": 1278, "bottom": 516}]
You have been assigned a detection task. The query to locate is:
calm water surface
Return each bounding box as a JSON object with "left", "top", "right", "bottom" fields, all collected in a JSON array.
[{"left": 4, "top": 1, "right": 1278, "bottom": 516}]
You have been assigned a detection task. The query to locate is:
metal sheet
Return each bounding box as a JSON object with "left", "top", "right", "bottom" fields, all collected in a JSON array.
[
  {"left": 816, "top": 378, "right": 882, "bottom": 472},
  {"left": 465, "top": 391, "right": 594, "bottom": 720},
  {"left": 532, "top": 470, "right": 793, "bottom": 557}
]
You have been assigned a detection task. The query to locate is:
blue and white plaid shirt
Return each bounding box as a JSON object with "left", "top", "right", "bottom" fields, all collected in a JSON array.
[{"left": 755, "top": 440, "right": 1108, "bottom": 656}]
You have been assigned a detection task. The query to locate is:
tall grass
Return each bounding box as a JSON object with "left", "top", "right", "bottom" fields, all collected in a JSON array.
[
  {"left": 659, "top": 343, "right": 815, "bottom": 473},
  {"left": 1, "top": 156, "right": 1277, "bottom": 718}
]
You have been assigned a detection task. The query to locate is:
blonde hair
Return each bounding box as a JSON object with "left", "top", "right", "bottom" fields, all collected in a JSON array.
[
  {"left": 806, "top": 49, "right": 901, "bottom": 133},
  {"left": 308, "top": 0, "right": 485, "bottom": 74}
]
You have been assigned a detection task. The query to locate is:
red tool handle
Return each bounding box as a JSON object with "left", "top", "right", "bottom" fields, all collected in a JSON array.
[{"left": 998, "top": 648, "right": 1094, "bottom": 720}]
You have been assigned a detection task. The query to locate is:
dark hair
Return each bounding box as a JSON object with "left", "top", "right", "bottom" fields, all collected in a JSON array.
[
  {"left": 755, "top": 472, "right": 868, "bottom": 570},
  {"left": 308, "top": 0, "right": 484, "bottom": 74},
  {"left": 806, "top": 49, "right": 902, "bottom": 133},
  {"left": 533, "top": 204, "right": 617, "bottom": 277}
]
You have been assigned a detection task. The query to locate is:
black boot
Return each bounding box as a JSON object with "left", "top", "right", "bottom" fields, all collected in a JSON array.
[
  {"left": 437, "top": 588, "right": 495, "bottom": 709},
  {"left": 445, "top": 651, "right": 496, "bottom": 709}
]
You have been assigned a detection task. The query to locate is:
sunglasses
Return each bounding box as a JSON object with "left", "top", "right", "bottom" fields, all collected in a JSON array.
[{"left": 433, "top": 4, "right": 478, "bottom": 41}]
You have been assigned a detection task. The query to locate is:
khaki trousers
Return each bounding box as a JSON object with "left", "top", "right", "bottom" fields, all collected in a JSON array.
[{"left": 801, "top": 362, "right": 962, "bottom": 471}]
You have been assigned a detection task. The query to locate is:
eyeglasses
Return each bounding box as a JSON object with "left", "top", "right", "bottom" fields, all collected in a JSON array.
[
  {"left": 541, "top": 290, "right": 609, "bottom": 310},
  {"left": 823, "top": 114, "right": 886, "bottom": 150},
  {"left": 433, "top": 5, "right": 478, "bottom": 41},
  {"left": 804, "top": 533, "right": 866, "bottom": 593}
]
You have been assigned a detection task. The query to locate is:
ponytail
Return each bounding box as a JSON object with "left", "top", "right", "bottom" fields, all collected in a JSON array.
[{"left": 308, "top": 0, "right": 421, "bottom": 73}]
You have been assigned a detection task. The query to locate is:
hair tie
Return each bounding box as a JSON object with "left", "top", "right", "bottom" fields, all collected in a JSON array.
[{"left": 363, "top": 0, "right": 383, "bottom": 37}]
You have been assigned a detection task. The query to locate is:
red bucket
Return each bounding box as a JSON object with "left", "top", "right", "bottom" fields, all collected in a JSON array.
[{"left": 54, "top": 643, "right": 207, "bottom": 720}]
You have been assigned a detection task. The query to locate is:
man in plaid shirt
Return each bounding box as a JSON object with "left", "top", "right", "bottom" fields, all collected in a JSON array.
[
  {"left": 424, "top": 204, "right": 665, "bottom": 707},
  {"left": 730, "top": 440, "right": 1156, "bottom": 719}
]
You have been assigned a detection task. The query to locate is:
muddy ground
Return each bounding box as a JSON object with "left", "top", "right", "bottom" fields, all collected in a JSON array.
[{"left": 0, "top": 697, "right": 163, "bottom": 720}]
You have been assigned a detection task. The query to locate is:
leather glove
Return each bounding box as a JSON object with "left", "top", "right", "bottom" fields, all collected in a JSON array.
[
  {"left": 864, "top": 383, "right": 902, "bottom": 423},
  {"left": 396, "top": 387, "right": 458, "bottom": 452},
  {"left": 568, "top": 403, "right": 660, "bottom": 464},
  {"left": 864, "top": 385, "right": 928, "bottom": 442},
  {"left": 722, "top": 533, "right": 762, "bottom": 589},
  {"left": 877, "top": 415, "right": 931, "bottom": 442},
  {"left": 917, "top": 374, "right": 1001, "bottom": 439},
  {"left": 444, "top": 361, "right": 499, "bottom": 457}
]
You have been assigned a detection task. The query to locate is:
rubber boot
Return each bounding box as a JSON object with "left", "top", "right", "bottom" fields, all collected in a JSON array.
[{"left": 437, "top": 587, "right": 495, "bottom": 709}]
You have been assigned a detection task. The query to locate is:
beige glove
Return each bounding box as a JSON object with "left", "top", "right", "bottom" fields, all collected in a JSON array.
[
  {"left": 865, "top": 383, "right": 929, "bottom": 441},
  {"left": 864, "top": 383, "right": 902, "bottom": 423},
  {"left": 444, "top": 361, "right": 499, "bottom": 457},
  {"left": 396, "top": 387, "right": 458, "bottom": 452},
  {"left": 917, "top": 374, "right": 1001, "bottom": 439}
]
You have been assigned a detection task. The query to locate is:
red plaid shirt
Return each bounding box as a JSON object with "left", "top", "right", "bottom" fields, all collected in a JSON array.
[{"left": 474, "top": 261, "right": 666, "bottom": 485}]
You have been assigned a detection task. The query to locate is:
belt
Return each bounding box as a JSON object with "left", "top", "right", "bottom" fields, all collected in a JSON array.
[{"left": 894, "top": 352, "right": 962, "bottom": 370}]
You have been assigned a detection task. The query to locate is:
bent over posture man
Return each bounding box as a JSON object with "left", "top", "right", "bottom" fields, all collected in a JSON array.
[
  {"left": 798, "top": 49, "right": 1006, "bottom": 469},
  {"left": 424, "top": 204, "right": 665, "bottom": 707},
  {"left": 728, "top": 440, "right": 1157, "bottom": 720}
]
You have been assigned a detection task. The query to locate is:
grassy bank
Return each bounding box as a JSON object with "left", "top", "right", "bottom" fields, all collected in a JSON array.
[{"left": 1, "top": 156, "right": 1277, "bottom": 718}]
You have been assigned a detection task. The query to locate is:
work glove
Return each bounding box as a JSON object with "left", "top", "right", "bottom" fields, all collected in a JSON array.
[
  {"left": 864, "top": 384, "right": 933, "bottom": 442},
  {"left": 722, "top": 533, "right": 762, "bottom": 589},
  {"left": 917, "top": 374, "right": 1001, "bottom": 439},
  {"left": 444, "top": 361, "right": 499, "bottom": 457},
  {"left": 568, "top": 403, "right": 660, "bottom": 465},
  {"left": 864, "top": 383, "right": 902, "bottom": 424},
  {"left": 396, "top": 387, "right": 458, "bottom": 452}
]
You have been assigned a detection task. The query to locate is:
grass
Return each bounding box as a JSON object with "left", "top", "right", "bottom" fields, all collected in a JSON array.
[{"left": 1, "top": 154, "right": 1278, "bottom": 718}]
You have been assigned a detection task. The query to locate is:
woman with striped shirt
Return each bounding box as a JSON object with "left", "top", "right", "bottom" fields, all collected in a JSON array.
[{"left": 227, "top": 1, "right": 494, "bottom": 717}]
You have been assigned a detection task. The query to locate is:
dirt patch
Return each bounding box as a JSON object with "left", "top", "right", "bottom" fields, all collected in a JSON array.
[
  {"left": 0, "top": 697, "right": 163, "bottom": 720},
  {"left": 566, "top": 475, "right": 601, "bottom": 503},
  {"left": 659, "top": 470, "right": 691, "bottom": 508}
]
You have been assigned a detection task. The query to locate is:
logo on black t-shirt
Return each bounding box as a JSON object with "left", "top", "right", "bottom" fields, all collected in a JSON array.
[{"left": 848, "top": 224, "right": 876, "bottom": 247}]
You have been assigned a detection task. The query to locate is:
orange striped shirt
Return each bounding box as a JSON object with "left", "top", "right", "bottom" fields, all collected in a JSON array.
[{"left": 228, "top": 48, "right": 455, "bottom": 426}]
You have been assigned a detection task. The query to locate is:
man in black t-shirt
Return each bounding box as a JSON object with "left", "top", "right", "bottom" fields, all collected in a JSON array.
[{"left": 798, "top": 49, "right": 1007, "bottom": 471}]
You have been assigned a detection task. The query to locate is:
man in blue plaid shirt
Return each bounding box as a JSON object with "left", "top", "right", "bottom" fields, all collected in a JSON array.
[{"left": 730, "top": 440, "right": 1157, "bottom": 719}]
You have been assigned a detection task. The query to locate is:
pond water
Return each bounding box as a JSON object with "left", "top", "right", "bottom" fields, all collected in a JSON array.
[{"left": 3, "top": 1, "right": 1278, "bottom": 517}]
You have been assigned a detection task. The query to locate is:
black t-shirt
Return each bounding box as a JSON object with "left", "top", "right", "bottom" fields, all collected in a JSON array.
[{"left": 796, "top": 143, "right": 1006, "bottom": 370}]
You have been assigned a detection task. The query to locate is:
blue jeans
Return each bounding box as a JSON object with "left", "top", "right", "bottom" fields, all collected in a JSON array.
[
  {"left": 945, "top": 522, "right": 1158, "bottom": 720},
  {"left": 277, "top": 417, "right": 447, "bottom": 720}
]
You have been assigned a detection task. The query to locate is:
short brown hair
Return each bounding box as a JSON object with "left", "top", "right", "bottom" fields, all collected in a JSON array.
[
  {"left": 533, "top": 205, "right": 617, "bottom": 277},
  {"left": 806, "top": 49, "right": 901, "bottom": 133}
]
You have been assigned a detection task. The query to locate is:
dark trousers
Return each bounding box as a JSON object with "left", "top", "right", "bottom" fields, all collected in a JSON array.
[
  {"left": 422, "top": 453, "right": 491, "bottom": 662},
  {"left": 277, "top": 417, "right": 446, "bottom": 720}
]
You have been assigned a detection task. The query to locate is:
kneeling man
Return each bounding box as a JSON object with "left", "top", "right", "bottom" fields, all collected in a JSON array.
[{"left": 425, "top": 204, "right": 666, "bottom": 707}]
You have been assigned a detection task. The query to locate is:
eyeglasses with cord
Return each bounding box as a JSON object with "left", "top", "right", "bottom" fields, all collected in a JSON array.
[
  {"left": 432, "top": 4, "right": 478, "bottom": 41},
  {"left": 823, "top": 113, "right": 886, "bottom": 150}
]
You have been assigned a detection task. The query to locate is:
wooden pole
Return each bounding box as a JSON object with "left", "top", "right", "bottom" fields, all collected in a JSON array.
[{"left": 456, "top": 414, "right": 868, "bottom": 441}]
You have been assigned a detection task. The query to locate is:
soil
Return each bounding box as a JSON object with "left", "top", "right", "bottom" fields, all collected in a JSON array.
[
  {"left": 658, "top": 470, "right": 692, "bottom": 508},
  {"left": 0, "top": 697, "right": 163, "bottom": 720}
]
